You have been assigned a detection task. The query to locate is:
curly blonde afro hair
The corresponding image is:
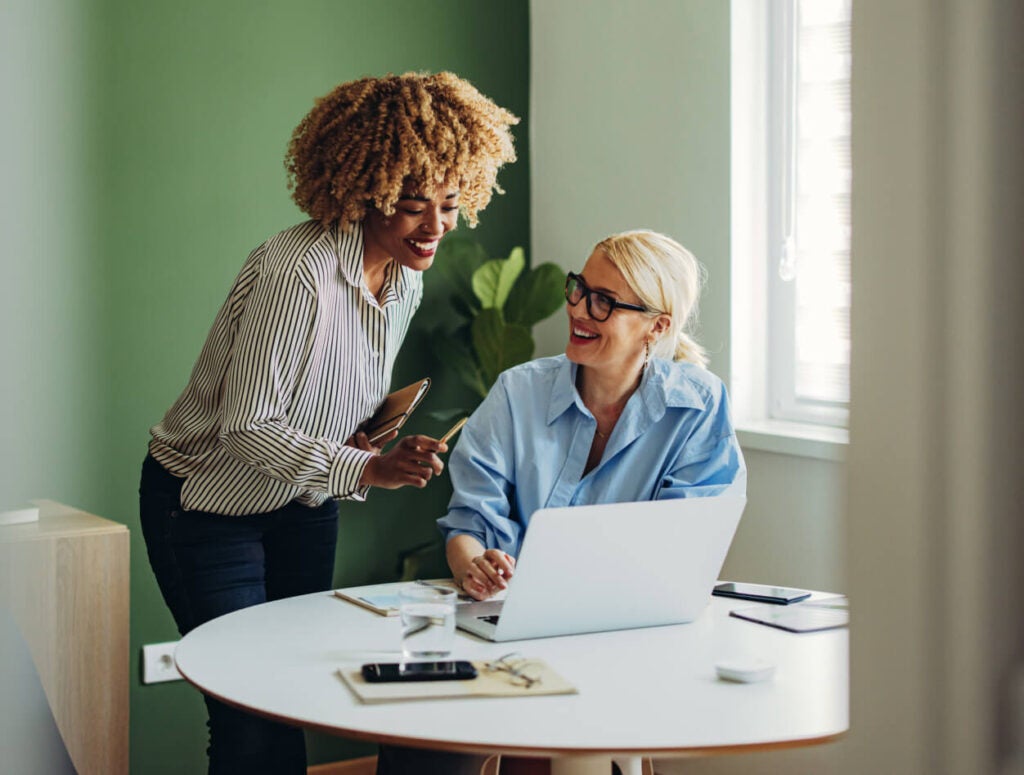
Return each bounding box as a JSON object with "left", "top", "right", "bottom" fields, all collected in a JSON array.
[{"left": 285, "top": 71, "right": 519, "bottom": 229}]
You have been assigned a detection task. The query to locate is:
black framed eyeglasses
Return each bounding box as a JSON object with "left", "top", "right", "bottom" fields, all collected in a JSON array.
[{"left": 564, "top": 271, "right": 649, "bottom": 322}]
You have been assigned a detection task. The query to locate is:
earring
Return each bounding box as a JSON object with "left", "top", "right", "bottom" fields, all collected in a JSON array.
[{"left": 643, "top": 339, "right": 650, "bottom": 369}]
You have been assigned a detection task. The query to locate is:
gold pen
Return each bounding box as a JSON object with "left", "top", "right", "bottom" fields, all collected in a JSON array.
[{"left": 440, "top": 416, "right": 468, "bottom": 445}]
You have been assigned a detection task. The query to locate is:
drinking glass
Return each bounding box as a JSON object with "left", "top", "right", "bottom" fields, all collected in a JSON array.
[{"left": 398, "top": 584, "right": 456, "bottom": 661}]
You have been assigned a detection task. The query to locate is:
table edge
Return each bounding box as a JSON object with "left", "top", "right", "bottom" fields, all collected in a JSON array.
[{"left": 177, "top": 662, "right": 847, "bottom": 758}]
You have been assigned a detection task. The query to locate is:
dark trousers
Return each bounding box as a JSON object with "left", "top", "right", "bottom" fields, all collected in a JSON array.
[{"left": 139, "top": 454, "right": 339, "bottom": 775}]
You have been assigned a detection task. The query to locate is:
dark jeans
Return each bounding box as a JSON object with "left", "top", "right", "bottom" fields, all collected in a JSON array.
[{"left": 139, "top": 454, "right": 339, "bottom": 775}]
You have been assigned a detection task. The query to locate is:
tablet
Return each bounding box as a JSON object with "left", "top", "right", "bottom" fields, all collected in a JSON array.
[{"left": 728, "top": 598, "right": 849, "bottom": 633}]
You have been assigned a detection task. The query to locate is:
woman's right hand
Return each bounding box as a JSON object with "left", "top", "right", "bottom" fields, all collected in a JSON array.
[
  {"left": 458, "top": 549, "right": 516, "bottom": 601},
  {"left": 358, "top": 434, "right": 448, "bottom": 490}
]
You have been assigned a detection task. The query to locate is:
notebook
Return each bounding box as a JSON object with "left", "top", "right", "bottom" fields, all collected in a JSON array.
[
  {"left": 456, "top": 494, "right": 746, "bottom": 642},
  {"left": 362, "top": 378, "right": 431, "bottom": 443}
]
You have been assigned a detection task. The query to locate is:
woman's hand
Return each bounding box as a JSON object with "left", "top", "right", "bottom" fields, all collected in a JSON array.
[
  {"left": 345, "top": 429, "right": 396, "bottom": 454},
  {"left": 458, "top": 549, "right": 516, "bottom": 601},
  {"left": 358, "top": 434, "right": 448, "bottom": 489}
]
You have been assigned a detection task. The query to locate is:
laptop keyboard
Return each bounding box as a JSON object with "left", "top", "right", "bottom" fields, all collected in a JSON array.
[{"left": 478, "top": 615, "right": 500, "bottom": 625}]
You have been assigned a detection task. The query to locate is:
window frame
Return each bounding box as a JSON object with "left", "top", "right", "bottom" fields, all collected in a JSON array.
[{"left": 731, "top": 0, "right": 850, "bottom": 432}]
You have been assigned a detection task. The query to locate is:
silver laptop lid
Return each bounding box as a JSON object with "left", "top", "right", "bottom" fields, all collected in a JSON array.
[{"left": 487, "top": 494, "right": 746, "bottom": 641}]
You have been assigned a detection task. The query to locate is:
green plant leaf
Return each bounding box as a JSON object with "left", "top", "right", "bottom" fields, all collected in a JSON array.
[
  {"left": 471, "top": 247, "right": 525, "bottom": 310},
  {"left": 471, "top": 309, "right": 535, "bottom": 388},
  {"left": 505, "top": 262, "right": 567, "bottom": 327},
  {"left": 426, "top": 408, "right": 469, "bottom": 423},
  {"left": 435, "top": 236, "right": 488, "bottom": 310}
]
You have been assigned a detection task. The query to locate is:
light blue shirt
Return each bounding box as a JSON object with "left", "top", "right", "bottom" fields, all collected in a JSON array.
[{"left": 437, "top": 355, "right": 746, "bottom": 557}]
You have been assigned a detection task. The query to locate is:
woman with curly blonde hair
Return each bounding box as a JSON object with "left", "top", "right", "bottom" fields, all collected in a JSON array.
[{"left": 138, "top": 72, "right": 517, "bottom": 775}]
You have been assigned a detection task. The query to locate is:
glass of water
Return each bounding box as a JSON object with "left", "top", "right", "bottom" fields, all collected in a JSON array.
[{"left": 399, "top": 584, "right": 456, "bottom": 662}]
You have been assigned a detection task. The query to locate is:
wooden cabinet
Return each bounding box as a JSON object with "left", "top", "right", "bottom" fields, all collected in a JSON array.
[{"left": 0, "top": 500, "right": 129, "bottom": 775}]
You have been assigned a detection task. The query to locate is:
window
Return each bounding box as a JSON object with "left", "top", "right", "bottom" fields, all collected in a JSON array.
[{"left": 731, "top": 0, "right": 851, "bottom": 430}]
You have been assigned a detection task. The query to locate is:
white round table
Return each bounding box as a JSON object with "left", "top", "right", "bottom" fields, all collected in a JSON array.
[{"left": 175, "top": 590, "right": 847, "bottom": 774}]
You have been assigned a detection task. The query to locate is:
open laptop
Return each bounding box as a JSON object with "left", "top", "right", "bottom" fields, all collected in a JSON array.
[{"left": 455, "top": 494, "right": 746, "bottom": 642}]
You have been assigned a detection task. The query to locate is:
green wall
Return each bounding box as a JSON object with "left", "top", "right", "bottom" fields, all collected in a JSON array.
[{"left": 84, "top": 1, "right": 531, "bottom": 771}]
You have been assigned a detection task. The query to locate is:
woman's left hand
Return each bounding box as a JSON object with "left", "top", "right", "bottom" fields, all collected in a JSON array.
[{"left": 358, "top": 434, "right": 448, "bottom": 489}]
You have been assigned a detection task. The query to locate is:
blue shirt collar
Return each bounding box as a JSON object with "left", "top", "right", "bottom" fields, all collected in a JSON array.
[{"left": 546, "top": 355, "right": 707, "bottom": 427}]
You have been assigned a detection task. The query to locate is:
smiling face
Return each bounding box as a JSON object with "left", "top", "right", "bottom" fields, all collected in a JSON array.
[
  {"left": 362, "top": 186, "right": 460, "bottom": 273},
  {"left": 565, "top": 250, "right": 669, "bottom": 376}
]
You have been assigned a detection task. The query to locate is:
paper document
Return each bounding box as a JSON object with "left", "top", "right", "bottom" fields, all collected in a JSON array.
[{"left": 334, "top": 579, "right": 489, "bottom": 616}]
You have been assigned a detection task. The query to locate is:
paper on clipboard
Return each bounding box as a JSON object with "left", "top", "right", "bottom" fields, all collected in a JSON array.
[{"left": 333, "top": 579, "right": 476, "bottom": 616}]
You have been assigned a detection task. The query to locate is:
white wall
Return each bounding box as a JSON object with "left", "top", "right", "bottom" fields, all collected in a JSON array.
[{"left": 530, "top": 0, "right": 731, "bottom": 373}]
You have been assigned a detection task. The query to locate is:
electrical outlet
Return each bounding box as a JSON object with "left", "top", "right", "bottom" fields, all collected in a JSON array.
[{"left": 142, "top": 641, "right": 183, "bottom": 684}]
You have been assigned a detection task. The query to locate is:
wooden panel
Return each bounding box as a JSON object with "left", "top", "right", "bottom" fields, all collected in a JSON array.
[
  {"left": 307, "top": 757, "right": 378, "bottom": 774},
  {"left": 0, "top": 502, "right": 129, "bottom": 775}
]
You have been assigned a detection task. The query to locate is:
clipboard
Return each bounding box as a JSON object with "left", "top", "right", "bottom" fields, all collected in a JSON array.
[
  {"left": 362, "top": 378, "right": 431, "bottom": 443},
  {"left": 333, "top": 579, "right": 465, "bottom": 616},
  {"left": 337, "top": 658, "right": 577, "bottom": 703}
]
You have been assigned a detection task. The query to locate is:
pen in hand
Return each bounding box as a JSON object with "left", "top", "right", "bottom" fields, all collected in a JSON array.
[{"left": 439, "top": 417, "right": 468, "bottom": 446}]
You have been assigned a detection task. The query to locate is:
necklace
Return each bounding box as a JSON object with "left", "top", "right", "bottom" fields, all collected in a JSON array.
[{"left": 595, "top": 428, "right": 608, "bottom": 439}]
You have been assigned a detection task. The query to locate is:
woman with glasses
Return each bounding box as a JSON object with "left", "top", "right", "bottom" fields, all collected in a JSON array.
[{"left": 438, "top": 229, "right": 746, "bottom": 600}]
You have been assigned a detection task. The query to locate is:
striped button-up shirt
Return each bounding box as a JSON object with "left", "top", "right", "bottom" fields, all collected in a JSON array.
[{"left": 149, "top": 220, "right": 422, "bottom": 516}]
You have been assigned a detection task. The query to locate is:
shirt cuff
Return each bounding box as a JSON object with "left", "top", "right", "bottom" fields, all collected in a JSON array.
[
  {"left": 329, "top": 446, "right": 374, "bottom": 500},
  {"left": 437, "top": 524, "right": 486, "bottom": 547}
]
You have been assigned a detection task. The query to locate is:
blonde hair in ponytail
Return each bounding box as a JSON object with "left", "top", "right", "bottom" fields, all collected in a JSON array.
[{"left": 593, "top": 230, "right": 708, "bottom": 367}]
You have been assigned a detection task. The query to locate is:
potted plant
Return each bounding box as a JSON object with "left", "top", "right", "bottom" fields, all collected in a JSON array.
[
  {"left": 428, "top": 236, "right": 566, "bottom": 415},
  {"left": 396, "top": 236, "right": 565, "bottom": 579}
]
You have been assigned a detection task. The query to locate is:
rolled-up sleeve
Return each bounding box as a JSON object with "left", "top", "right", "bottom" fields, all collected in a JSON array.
[
  {"left": 655, "top": 382, "right": 747, "bottom": 500},
  {"left": 437, "top": 374, "right": 523, "bottom": 555},
  {"left": 218, "top": 262, "right": 372, "bottom": 498}
]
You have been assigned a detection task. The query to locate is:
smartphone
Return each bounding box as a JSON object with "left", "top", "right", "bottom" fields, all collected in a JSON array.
[
  {"left": 361, "top": 660, "right": 478, "bottom": 683},
  {"left": 712, "top": 582, "right": 812, "bottom": 605}
]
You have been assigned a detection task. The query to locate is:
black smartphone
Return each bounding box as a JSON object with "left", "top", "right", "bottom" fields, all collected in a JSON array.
[
  {"left": 713, "top": 582, "right": 812, "bottom": 605},
  {"left": 361, "top": 660, "right": 478, "bottom": 683}
]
